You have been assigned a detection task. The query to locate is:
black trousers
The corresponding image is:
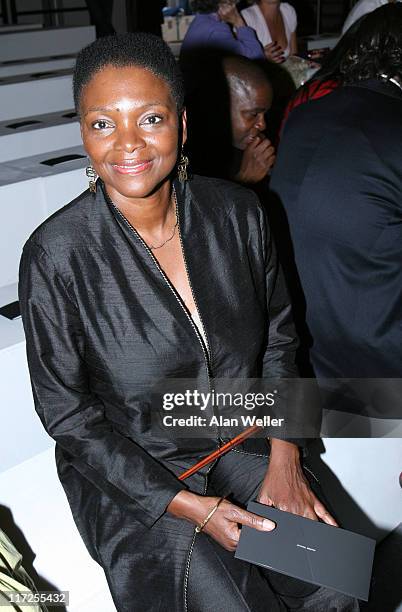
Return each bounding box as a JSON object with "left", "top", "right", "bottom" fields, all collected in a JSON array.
[{"left": 187, "top": 448, "right": 360, "bottom": 612}]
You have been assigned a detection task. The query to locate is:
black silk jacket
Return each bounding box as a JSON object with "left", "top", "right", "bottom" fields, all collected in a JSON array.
[{"left": 19, "top": 175, "right": 299, "bottom": 610}]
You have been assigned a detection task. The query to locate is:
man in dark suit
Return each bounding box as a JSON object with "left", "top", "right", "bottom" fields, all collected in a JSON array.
[{"left": 270, "top": 5, "right": 402, "bottom": 388}]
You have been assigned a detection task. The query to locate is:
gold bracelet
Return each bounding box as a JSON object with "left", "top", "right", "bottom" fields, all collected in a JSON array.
[{"left": 195, "top": 497, "right": 225, "bottom": 533}]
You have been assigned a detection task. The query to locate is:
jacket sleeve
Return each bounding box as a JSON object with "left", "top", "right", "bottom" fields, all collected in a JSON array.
[
  {"left": 209, "top": 22, "right": 264, "bottom": 60},
  {"left": 19, "top": 240, "right": 186, "bottom": 528}
]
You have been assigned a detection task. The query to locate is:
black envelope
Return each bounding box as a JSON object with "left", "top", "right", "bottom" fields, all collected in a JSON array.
[{"left": 235, "top": 501, "right": 376, "bottom": 601}]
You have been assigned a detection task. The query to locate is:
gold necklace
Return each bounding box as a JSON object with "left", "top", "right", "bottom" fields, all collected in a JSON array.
[{"left": 149, "top": 190, "right": 178, "bottom": 250}]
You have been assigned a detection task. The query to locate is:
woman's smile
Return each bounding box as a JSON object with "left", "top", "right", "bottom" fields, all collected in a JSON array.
[{"left": 111, "top": 159, "right": 154, "bottom": 175}]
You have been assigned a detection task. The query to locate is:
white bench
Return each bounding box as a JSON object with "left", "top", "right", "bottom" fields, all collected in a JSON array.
[
  {"left": 0, "top": 283, "right": 51, "bottom": 471},
  {"left": 0, "top": 54, "right": 76, "bottom": 78},
  {"left": 0, "top": 71, "right": 73, "bottom": 121},
  {"left": 0, "top": 448, "right": 115, "bottom": 612},
  {"left": 0, "top": 109, "right": 80, "bottom": 162},
  {"left": 0, "top": 284, "right": 114, "bottom": 610},
  {"left": 0, "top": 145, "right": 88, "bottom": 288},
  {"left": 0, "top": 25, "right": 95, "bottom": 62},
  {"left": 0, "top": 23, "right": 42, "bottom": 33},
  {"left": 303, "top": 33, "right": 340, "bottom": 51},
  {"left": 311, "top": 438, "right": 402, "bottom": 542}
]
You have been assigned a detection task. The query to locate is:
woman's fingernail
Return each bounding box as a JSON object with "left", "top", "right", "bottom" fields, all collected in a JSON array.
[{"left": 263, "top": 519, "right": 275, "bottom": 530}]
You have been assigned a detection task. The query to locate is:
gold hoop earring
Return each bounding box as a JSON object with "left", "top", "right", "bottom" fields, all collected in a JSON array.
[
  {"left": 86, "top": 161, "right": 98, "bottom": 193},
  {"left": 177, "top": 150, "right": 189, "bottom": 183}
]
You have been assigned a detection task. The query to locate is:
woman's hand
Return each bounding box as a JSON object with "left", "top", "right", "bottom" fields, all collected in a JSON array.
[
  {"left": 201, "top": 497, "right": 275, "bottom": 551},
  {"left": 218, "top": 1, "right": 246, "bottom": 29},
  {"left": 236, "top": 134, "right": 276, "bottom": 184},
  {"left": 167, "top": 491, "right": 275, "bottom": 551},
  {"left": 264, "top": 41, "right": 285, "bottom": 63},
  {"left": 258, "top": 439, "right": 338, "bottom": 526}
]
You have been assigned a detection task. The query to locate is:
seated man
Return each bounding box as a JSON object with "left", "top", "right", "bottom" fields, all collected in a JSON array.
[
  {"left": 185, "top": 54, "right": 275, "bottom": 185},
  {"left": 224, "top": 55, "right": 276, "bottom": 184}
]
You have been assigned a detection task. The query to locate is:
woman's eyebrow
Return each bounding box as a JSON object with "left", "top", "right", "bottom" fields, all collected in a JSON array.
[{"left": 83, "top": 102, "right": 168, "bottom": 116}]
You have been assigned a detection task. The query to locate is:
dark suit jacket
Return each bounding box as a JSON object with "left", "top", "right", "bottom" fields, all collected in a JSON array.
[{"left": 270, "top": 79, "right": 402, "bottom": 379}]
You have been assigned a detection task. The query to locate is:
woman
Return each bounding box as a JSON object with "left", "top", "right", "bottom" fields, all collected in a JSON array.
[
  {"left": 19, "top": 33, "right": 358, "bottom": 611},
  {"left": 242, "top": 0, "right": 297, "bottom": 63},
  {"left": 181, "top": 0, "right": 264, "bottom": 59}
]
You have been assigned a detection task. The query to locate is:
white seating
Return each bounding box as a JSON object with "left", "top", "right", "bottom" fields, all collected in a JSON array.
[
  {"left": 322, "top": 409, "right": 402, "bottom": 438},
  {"left": 320, "top": 438, "right": 402, "bottom": 541},
  {"left": 0, "top": 25, "right": 95, "bottom": 62},
  {"left": 0, "top": 145, "right": 88, "bottom": 288},
  {"left": 0, "top": 71, "right": 73, "bottom": 121},
  {"left": 0, "top": 109, "right": 80, "bottom": 162},
  {"left": 0, "top": 54, "right": 76, "bottom": 78},
  {"left": 0, "top": 449, "right": 115, "bottom": 612},
  {"left": 303, "top": 33, "right": 340, "bottom": 51},
  {"left": 0, "top": 173, "right": 46, "bottom": 289},
  {"left": 0, "top": 23, "right": 42, "bottom": 33},
  {"left": 0, "top": 283, "right": 51, "bottom": 472},
  {"left": 0, "top": 283, "right": 114, "bottom": 609}
]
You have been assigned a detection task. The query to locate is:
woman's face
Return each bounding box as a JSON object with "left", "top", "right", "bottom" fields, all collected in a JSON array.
[{"left": 80, "top": 64, "right": 186, "bottom": 202}]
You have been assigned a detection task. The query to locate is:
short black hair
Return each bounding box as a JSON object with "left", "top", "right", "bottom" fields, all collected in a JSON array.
[
  {"left": 340, "top": 4, "right": 402, "bottom": 84},
  {"left": 73, "top": 32, "right": 185, "bottom": 113},
  {"left": 191, "top": 0, "right": 220, "bottom": 13},
  {"left": 223, "top": 55, "right": 272, "bottom": 91}
]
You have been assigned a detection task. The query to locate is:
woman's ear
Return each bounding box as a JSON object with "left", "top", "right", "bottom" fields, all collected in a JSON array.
[{"left": 181, "top": 108, "right": 188, "bottom": 146}]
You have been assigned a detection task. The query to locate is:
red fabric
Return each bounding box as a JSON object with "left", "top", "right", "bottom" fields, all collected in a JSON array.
[{"left": 280, "top": 78, "right": 339, "bottom": 135}]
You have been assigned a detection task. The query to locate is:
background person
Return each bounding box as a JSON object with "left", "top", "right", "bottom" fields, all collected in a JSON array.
[
  {"left": 241, "top": 0, "right": 297, "bottom": 63},
  {"left": 280, "top": 14, "right": 367, "bottom": 132},
  {"left": 225, "top": 55, "right": 276, "bottom": 183},
  {"left": 187, "top": 55, "right": 276, "bottom": 184},
  {"left": 270, "top": 4, "right": 402, "bottom": 382},
  {"left": 181, "top": 0, "right": 264, "bottom": 59}
]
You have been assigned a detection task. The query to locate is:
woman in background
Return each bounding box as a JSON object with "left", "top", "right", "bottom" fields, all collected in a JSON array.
[
  {"left": 181, "top": 0, "right": 264, "bottom": 59},
  {"left": 242, "top": 0, "right": 297, "bottom": 63}
]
